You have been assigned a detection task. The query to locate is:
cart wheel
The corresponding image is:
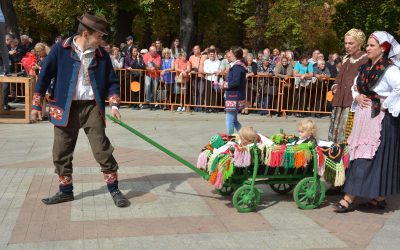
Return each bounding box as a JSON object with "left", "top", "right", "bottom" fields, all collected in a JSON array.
[
  {"left": 216, "top": 184, "right": 235, "bottom": 196},
  {"left": 293, "top": 177, "right": 326, "bottom": 210},
  {"left": 233, "top": 185, "right": 261, "bottom": 213},
  {"left": 270, "top": 183, "right": 295, "bottom": 194}
]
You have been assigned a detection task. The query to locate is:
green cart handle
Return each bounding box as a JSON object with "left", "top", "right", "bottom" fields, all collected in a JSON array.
[{"left": 106, "top": 114, "right": 210, "bottom": 181}]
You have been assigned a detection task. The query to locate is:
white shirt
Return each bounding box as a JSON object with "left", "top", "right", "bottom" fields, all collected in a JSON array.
[
  {"left": 72, "top": 38, "right": 96, "bottom": 100},
  {"left": 351, "top": 65, "right": 400, "bottom": 117},
  {"left": 203, "top": 59, "right": 220, "bottom": 81}
]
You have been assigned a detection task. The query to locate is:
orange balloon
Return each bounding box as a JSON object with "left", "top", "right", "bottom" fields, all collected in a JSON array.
[
  {"left": 130, "top": 81, "right": 140, "bottom": 92},
  {"left": 326, "top": 91, "right": 333, "bottom": 102}
]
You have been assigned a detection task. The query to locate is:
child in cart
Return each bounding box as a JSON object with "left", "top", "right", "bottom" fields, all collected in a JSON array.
[
  {"left": 292, "top": 119, "right": 318, "bottom": 146},
  {"left": 237, "top": 126, "right": 273, "bottom": 148}
]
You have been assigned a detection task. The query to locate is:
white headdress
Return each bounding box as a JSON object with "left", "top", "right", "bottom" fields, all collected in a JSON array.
[{"left": 370, "top": 31, "right": 400, "bottom": 67}]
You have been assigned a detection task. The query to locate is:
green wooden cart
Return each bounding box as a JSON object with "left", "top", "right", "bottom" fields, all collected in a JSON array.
[{"left": 107, "top": 115, "right": 326, "bottom": 213}]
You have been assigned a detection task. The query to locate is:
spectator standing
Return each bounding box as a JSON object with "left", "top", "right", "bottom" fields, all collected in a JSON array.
[
  {"left": 244, "top": 53, "right": 257, "bottom": 114},
  {"left": 143, "top": 46, "right": 161, "bottom": 110},
  {"left": 170, "top": 38, "right": 183, "bottom": 59},
  {"left": 293, "top": 55, "right": 314, "bottom": 117},
  {"left": 257, "top": 56, "right": 275, "bottom": 115},
  {"left": 124, "top": 36, "right": 134, "bottom": 58},
  {"left": 124, "top": 46, "right": 145, "bottom": 110},
  {"left": 308, "top": 50, "right": 320, "bottom": 65},
  {"left": 312, "top": 59, "right": 331, "bottom": 116},
  {"left": 20, "top": 35, "right": 34, "bottom": 57},
  {"left": 155, "top": 40, "right": 163, "bottom": 57},
  {"left": 110, "top": 46, "right": 123, "bottom": 69},
  {"left": 203, "top": 48, "right": 221, "bottom": 113},
  {"left": 31, "top": 43, "right": 50, "bottom": 118},
  {"left": 272, "top": 48, "right": 280, "bottom": 65},
  {"left": 327, "top": 53, "right": 340, "bottom": 77},
  {"left": 174, "top": 52, "right": 191, "bottom": 112},
  {"left": 160, "top": 48, "right": 175, "bottom": 110},
  {"left": 274, "top": 56, "right": 294, "bottom": 112},
  {"left": 189, "top": 45, "right": 207, "bottom": 111}
]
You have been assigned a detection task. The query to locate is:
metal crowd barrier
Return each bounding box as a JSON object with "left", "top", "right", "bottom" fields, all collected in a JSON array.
[{"left": 115, "top": 68, "right": 335, "bottom": 116}]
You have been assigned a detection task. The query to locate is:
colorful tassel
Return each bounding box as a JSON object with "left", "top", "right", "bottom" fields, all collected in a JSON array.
[
  {"left": 343, "top": 151, "right": 349, "bottom": 169},
  {"left": 214, "top": 171, "right": 224, "bottom": 189},
  {"left": 224, "top": 161, "right": 234, "bottom": 180},
  {"left": 234, "top": 149, "right": 251, "bottom": 167},
  {"left": 209, "top": 169, "right": 218, "bottom": 185},
  {"left": 197, "top": 150, "right": 210, "bottom": 169}
]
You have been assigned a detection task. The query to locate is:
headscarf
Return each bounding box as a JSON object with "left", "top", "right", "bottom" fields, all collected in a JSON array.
[
  {"left": 369, "top": 31, "right": 400, "bottom": 68},
  {"left": 356, "top": 31, "right": 400, "bottom": 118}
]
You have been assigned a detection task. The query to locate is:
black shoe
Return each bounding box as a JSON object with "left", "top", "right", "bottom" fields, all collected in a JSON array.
[
  {"left": 110, "top": 190, "right": 130, "bottom": 207},
  {"left": 359, "top": 199, "right": 386, "bottom": 210},
  {"left": 333, "top": 199, "right": 355, "bottom": 213},
  {"left": 42, "top": 192, "right": 74, "bottom": 205},
  {"left": 11, "top": 98, "right": 19, "bottom": 103}
]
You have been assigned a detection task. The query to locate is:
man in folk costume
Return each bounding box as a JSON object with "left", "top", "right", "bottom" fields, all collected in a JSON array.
[{"left": 30, "top": 13, "right": 129, "bottom": 207}]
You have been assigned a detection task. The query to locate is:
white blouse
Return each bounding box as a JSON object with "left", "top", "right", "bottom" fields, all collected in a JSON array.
[{"left": 351, "top": 65, "right": 400, "bottom": 117}]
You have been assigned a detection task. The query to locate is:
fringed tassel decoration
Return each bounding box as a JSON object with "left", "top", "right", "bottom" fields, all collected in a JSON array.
[
  {"left": 294, "top": 150, "right": 305, "bottom": 168},
  {"left": 234, "top": 149, "right": 251, "bottom": 167},
  {"left": 343, "top": 149, "right": 349, "bottom": 169},
  {"left": 197, "top": 150, "right": 210, "bottom": 169},
  {"left": 334, "top": 161, "right": 346, "bottom": 187},
  {"left": 323, "top": 158, "right": 346, "bottom": 187},
  {"left": 209, "top": 169, "right": 218, "bottom": 185},
  {"left": 224, "top": 161, "right": 234, "bottom": 181},
  {"left": 282, "top": 147, "right": 295, "bottom": 169},
  {"left": 304, "top": 149, "right": 312, "bottom": 164},
  {"left": 264, "top": 146, "right": 272, "bottom": 166},
  {"left": 258, "top": 145, "right": 265, "bottom": 164},
  {"left": 214, "top": 171, "right": 224, "bottom": 189},
  {"left": 316, "top": 147, "right": 325, "bottom": 176}
]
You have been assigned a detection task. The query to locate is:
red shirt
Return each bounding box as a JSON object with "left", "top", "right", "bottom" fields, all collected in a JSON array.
[{"left": 143, "top": 53, "right": 162, "bottom": 77}]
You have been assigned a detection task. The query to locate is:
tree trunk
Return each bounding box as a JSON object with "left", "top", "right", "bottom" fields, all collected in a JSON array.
[
  {"left": 142, "top": 15, "right": 153, "bottom": 49},
  {"left": 180, "top": 0, "right": 195, "bottom": 53},
  {"left": 254, "top": 0, "right": 269, "bottom": 51},
  {"left": 114, "top": 9, "right": 136, "bottom": 44},
  {"left": 0, "top": 0, "right": 19, "bottom": 38}
]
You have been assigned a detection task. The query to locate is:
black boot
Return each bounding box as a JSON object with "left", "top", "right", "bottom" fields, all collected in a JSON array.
[
  {"left": 42, "top": 192, "right": 74, "bottom": 205},
  {"left": 110, "top": 189, "right": 129, "bottom": 207}
]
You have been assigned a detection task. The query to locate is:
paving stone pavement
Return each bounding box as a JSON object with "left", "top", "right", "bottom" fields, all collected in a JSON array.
[{"left": 0, "top": 108, "right": 399, "bottom": 249}]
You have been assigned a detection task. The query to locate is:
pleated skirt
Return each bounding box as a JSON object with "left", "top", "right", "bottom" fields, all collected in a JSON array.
[{"left": 343, "top": 113, "right": 400, "bottom": 199}]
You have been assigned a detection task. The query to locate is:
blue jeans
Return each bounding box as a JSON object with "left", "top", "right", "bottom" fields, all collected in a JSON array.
[
  {"left": 226, "top": 111, "right": 242, "bottom": 134},
  {"left": 145, "top": 75, "right": 159, "bottom": 103}
]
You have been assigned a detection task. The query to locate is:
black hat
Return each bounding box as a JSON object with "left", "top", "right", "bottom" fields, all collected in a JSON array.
[{"left": 77, "top": 13, "right": 109, "bottom": 35}]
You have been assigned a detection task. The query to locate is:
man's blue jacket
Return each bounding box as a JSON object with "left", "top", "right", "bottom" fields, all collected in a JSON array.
[{"left": 32, "top": 35, "right": 120, "bottom": 127}]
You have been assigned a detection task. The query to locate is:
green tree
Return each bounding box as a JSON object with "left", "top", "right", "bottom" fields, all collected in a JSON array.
[{"left": 333, "top": 0, "right": 400, "bottom": 41}]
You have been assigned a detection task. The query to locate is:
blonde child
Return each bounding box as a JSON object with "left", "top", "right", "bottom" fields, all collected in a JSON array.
[
  {"left": 238, "top": 126, "right": 258, "bottom": 147},
  {"left": 295, "top": 119, "right": 318, "bottom": 145},
  {"left": 237, "top": 126, "right": 273, "bottom": 148}
]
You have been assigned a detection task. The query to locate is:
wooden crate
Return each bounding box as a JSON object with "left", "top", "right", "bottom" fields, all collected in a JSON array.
[{"left": 0, "top": 76, "right": 35, "bottom": 124}]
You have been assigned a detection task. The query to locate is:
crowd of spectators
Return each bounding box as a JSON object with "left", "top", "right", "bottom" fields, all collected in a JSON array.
[{"left": 3, "top": 33, "right": 344, "bottom": 117}]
